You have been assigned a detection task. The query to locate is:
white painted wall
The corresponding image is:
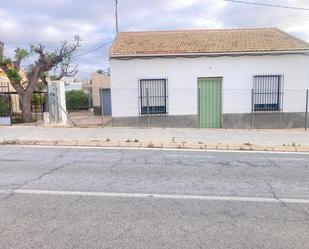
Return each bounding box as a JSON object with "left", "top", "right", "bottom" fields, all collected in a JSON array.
[
  {"left": 110, "top": 54, "right": 309, "bottom": 117},
  {"left": 48, "top": 81, "right": 67, "bottom": 125}
]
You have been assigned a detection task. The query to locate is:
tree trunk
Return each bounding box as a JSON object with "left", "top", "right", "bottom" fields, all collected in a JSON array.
[{"left": 20, "top": 93, "right": 32, "bottom": 123}]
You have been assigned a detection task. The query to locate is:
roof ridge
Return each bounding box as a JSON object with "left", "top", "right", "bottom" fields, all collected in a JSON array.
[{"left": 118, "top": 27, "right": 277, "bottom": 34}]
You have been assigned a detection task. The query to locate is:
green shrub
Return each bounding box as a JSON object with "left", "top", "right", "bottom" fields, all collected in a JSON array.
[
  {"left": 0, "top": 95, "right": 10, "bottom": 117},
  {"left": 65, "top": 90, "right": 89, "bottom": 111},
  {"left": 31, "top": 93, "right": 46, "bottom": 112},
  {"left": 12, "top": 113, "right": 23, "bottom": 124}
]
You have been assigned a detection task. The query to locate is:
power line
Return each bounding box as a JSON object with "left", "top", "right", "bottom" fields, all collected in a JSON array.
[
  {"left": 8, "top": 41, "right": 112, "bottom": 69},
  {"left": 18, "top": 41, "right": 113, "bottom": 69},
  {"left": 73, "top": 40, "right": 113, "bottom": 58},
  {"left": 223, "top": 0, "right": 309, "bottom": 11},
  {"left": 3, "top": 37, "right": 111, "bottom": 46}
]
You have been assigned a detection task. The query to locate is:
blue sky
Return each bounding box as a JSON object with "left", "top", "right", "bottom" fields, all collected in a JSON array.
[{"left": 0, "top": 0, "right": 309, "bottom": 78}]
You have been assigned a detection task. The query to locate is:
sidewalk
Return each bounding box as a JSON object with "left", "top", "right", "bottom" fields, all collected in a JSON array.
[{"left": 1, "top": 126, "right": 309, "bottom": 152}]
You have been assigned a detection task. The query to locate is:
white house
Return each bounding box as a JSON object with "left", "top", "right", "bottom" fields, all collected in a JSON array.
[{"left": 109, "top": 28, "right": 309, "bottom": 128}]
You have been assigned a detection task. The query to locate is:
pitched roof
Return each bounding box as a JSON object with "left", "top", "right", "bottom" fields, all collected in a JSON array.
[{"left": 110, "top": 28, "right": 309, "bottom": 58}]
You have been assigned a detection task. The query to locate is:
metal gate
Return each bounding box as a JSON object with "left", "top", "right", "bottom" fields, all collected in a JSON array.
[
  {"left": 0, "top": 82, "right": 12, "bottom": 125},
  {"left": 198, "top": 77, "right": 222, "bottom": 128},
  {"left": 100, "top": 88, "right": 112, "bottom": 116}
]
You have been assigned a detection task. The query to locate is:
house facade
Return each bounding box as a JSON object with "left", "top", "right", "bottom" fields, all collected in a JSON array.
[
  {"left": 109, "top": 28, "right": 309, "bottom": 128},
  {"left": 0, "top": 42, "right": 21, "bottom": 114}
]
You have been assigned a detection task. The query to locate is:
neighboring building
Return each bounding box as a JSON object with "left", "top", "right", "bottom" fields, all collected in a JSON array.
[
  {"left": 64, "top": 78, "right": 92, "bottom": 92},
  {"left": 81, "top": 78, "right": 92, "bottom": 94},
  {"left": 64, "top": 82, "right": 83, "bottom": 92},
  {"left": 109, "top": 28, "right": 309, "bottom": 128},
  {"left": 91, "top": 73, "right": 111, "bottom": 115},
  {"left": 0, "top": 41, "right": 6, "bottom": 80},
  {"left": 63, "top": 77, "right": 84, "bottom": 92},
  {"left": 0, "top": 42, "right": 21, "bottom": 113}
]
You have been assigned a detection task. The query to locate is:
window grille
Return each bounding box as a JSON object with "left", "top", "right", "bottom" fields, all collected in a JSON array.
[
  {"left": 139, "top": 78, "right": 168, "bottom": 115},
  {"left": 253, "top": 75, "right": 283, "bottom": 112}
]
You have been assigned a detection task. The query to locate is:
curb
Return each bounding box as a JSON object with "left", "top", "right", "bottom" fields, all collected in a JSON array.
[{"left": 1, "top": 139, "right": 309, "bottom": 153}]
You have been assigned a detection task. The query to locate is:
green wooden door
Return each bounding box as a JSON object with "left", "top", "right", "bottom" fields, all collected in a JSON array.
[{"left": 198, "top": 78, "right": 222, "bottom": 128}]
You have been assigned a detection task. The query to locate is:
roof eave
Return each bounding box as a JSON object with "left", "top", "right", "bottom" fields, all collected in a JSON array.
[{"left": 110, "top": 50, "right": 309, "bottom": 59}]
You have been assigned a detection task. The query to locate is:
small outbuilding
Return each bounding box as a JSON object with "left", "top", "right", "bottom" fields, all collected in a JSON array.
[{"left": 91, "top": 73, "right": 111, "bottom": 115}]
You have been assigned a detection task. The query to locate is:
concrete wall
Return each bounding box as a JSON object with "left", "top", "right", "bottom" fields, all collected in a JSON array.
[
  {"left": 110, "top": 54, "right": 309, "bottom": 128},
  {"left": 222, "top": 112, "right": 307, "bottom": 129},
  {"left": 112, "top": 115, "right": 197, "bottom": 128},
  {"left": 91, "top": 73, "right": 110, "bottom": 115}
]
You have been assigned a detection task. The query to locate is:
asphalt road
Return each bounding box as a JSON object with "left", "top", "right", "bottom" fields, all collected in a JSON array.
[{"left": 0, "top": 146, "right": 309, "bottom": 249}]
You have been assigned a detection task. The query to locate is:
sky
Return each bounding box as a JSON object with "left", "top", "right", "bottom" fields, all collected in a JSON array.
[{"left": 1, "top": 0, "right": 309, "bottom": 79}]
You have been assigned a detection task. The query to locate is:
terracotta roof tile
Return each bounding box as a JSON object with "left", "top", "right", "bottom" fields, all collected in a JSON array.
[{"left": 110, "top": 28, "right": 309, "bottom": 58}]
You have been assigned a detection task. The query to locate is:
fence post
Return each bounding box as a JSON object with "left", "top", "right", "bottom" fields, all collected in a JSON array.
[
  {"left": 35, "top": 93, "right": 38, "bottom": 120},
  {"left": 45, "top": 88, "right": 49, "bottom": 113},
  {"left": 197, "top": 87, "right": 200, "bottom": 128},
  {"left": 100, "top": 88, "right": 104, "bottom": 128},
  {"left": 9, "top": 92, "right": 12, "bottom": 126},
  {"left": 305, "top": 89, "right": 309, "bottom": 131},
  {"left": 251, "top": 89, "right": 254, "bottom": 129},
  {"left": 146, "top": 88, "right": 150, "bottom": 127},
  {"left": 40, "top": 93, "right": 44, "bottom": 120}
]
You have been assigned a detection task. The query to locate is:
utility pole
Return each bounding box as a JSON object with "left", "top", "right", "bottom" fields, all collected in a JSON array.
[{"left": 114, "top": 0, "right": 119, "bottom": 33}]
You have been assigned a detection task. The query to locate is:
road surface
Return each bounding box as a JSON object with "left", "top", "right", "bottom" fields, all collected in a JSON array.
[{"left": 0, "top": 146, "right": 309, "bottom": 249}]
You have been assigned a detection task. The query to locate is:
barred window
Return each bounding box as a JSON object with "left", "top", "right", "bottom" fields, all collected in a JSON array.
[
  {"left": 253, "top": 75, "right": 283, "bottom": 112},
  {"left": 139, "top": 78, "right": 167, "bottom": 115}
]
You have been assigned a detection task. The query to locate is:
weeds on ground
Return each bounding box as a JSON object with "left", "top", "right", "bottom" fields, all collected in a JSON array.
[{"left": 282, "top": 143, "right": 301, "bottom": 147}]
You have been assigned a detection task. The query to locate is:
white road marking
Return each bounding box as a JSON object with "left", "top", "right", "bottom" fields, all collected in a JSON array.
[
  {"left": 5, "top": 144, "right": 309, "bottom": 155},
  {"left": 0, "top": 189, "right": 308, "bottom": 204},
  {"left": 262, "top": 157, "right": 306, "bottom": 161},
  {"left": 167, "top": 155, "right": 213, "bottom": 159},
  {"left": 80, "top": 152, "right": 120, "bottom": 156}
]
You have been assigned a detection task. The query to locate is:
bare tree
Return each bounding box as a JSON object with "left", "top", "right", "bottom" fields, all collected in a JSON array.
[{"left": 0, "top": 36, "right": 80, "bottom": 122}]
